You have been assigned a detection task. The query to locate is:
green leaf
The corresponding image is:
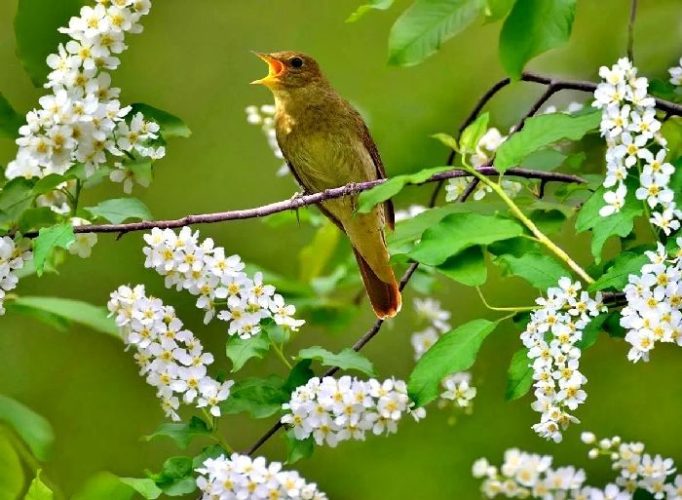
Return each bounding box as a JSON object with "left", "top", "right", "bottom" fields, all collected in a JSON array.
[
  {"left": 284, "top": 431, "right": 314, "bottom": 464},
  {"left": 575, "top": 182, "right": 643, "bottom": 262},
  {"left": 298, "top": 347, "right": 376, "bottom": 376},
  {"left": 33, "top": 223, "right": 74, "bottom": 276},
  {"left": 0, "top": 395, "right": 54, "bottom": 461},
  {"left": 436, "top": 246, "right": 487, "bottom": 286},
  {"left": 485, "top": 0, "right": 515, "bottom": 22},
  {"left": 0, "top": 178, "right": 35, "bottom": 225},
  {"left": 118, "top": 478, "right": 162, "bottom": 500},
  {"left": 499, "top": 0, "right": 576, "bottom": 79},
  {"left": 14, "top": 0, "right": 85, "bottom": 86},
  {"left": 577, "top": 313, "right": 608, "bottom": 350},
  {"left": 221, "top": 376, "right": 288, "bottom": 418},
  {"left": 408, "top": 212, "right": 523, "bottom": 266},
  {"left": 192, "top": 444, "right": 226, "bottom": 469},
  {"left": 25, "top": 470, "right": 54, "bottom": 500},
  {"left": 143, "top": 416, "right": 211, "bottom": 450},
  {"left": 298, "top": 222, "right": 340, "bottom": 282},
  {"left": 505, "top": 349, "right": 532, "bottom": 401},
  {"left": 9, "top": 297, "right": 118, "bottom": 337},
  {"left": 408, "top": 319, "right": 497, "bottom": 406},
  {"left": 521, "top": 148, "right": 568, "bottom": 171},
  {"left": 148, "top": 456, "right": 196, "bottom": 496},
  {"left": 494, "top": 110, "right": 600, "bottom": 172},
  {"left": 494, "top": 252, "right": 569, "bottom": 289},
  {"left": 72, "top": 472, "right": 135, "bottom": 500},
  {"left": 589, "top": 252, "right": 649, "bottom": 292},
  {"left": 129, "top": 103, "right": 191, "bottom": 139},
  {"left": 347, "top": 0, "right": 394, "bottom": 22},
  {"left": 0, "top": 432, "right": 24, "bottom": 500},
  {"left": 0, "top": 93, "right": 23, "bottom": 139},
  {"left": 18, "top": 208, "right": 59, "bottom": 234},
  {"left": 388, "top": 0, "right": 485, "bottom": 67},
  {"left": 283, "top": 360, "right": 315, "bottom": 394},
  {"left": 388, "top": 204, "right": 466, "bottom": 250},
  {"left": 357, "top": 166, "right": 451, "bottom": 214},
  {"left": 431, "top": 133, "right": 459, "bottom": 152},
  {"left": 529, "top": 209, "right": 566, "bottom": 235},
  {"left": 85, "top": 198, "right": 152, "bottom": 225},
  {"left": 460, "top": 112, "right": 489, "bottom": 154},
  {"left": 225, "top": 335, "right": 270, "bottom": 372}
]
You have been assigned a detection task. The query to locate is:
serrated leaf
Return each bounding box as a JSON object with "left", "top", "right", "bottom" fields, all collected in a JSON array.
[
  {"left": 33, "top": 223, "right": 74, "bottom": 276},
  {"left": 589, "top": 252, "right": 649, "bottom": 292},
  {"left": 0, "top": 395, "right": 53, "bottom": 462},
  {"left": 225, "top": 335, "right": 270, "bottom": 372},
  {"left": 460, "top": 112, "right": 489, "bottom": 154},
  {"left": 357, "top": 166, "right": 451, "bottom": 214},
  {"left": 494, "top": 252, "right": 569, "bottom": 289},
  {"left": 408, "top": 212, "right": 523, "bottom": 266},
  {"left": 494, "top": 110, "right": 600, "bottom": 172},
  {"left": 0, "top": 93, "right": 23, "bottom": 139},
  {"left": 86, "top": 198, "right": 152, "bottom": 225},
  {"left": 143, "top": 416, "right": 211, "bottom": 450},
  {"left": 9, "top": 296, "right": 118, "bottom": 337},
  {"left": 25, "top": 470, "right": 54, "bottom": 500},
  {"left": 129, "top": 103, "right": 191, "bottom": 139},
  {"left": 499, "top": 0, "right": 576, "bottom": 79},
  {"left": 298, "top": 347, "right": 375, "bottom": 376},
  {"left": 388, "top": 0, "right": 485, "bottom": 67},
  {"left": 283, "top": 360, "right": 315, "bottom": 394},
  {"left": 149, "top": 456, "right": 196, "bottom": 496},
  {"left": 347, "top": 0, "right": 394, "bottom": 22},
  {"left": 436, "top": 245, "right": 487, "bottom": 286},
  {"left": 0, "top": 178, "right": 35, "bottom": 225},
  {"left": 18, "top": 207, "right": 59, "bottom": 233},
  {"left": 505, "top": 349, "right": 532, "bottom": 400},
  {"left": 284, "top": 431, "right": 314, "bottom": 464},
  {"left": 220, "top": 376, "right": 288, "bottom": 419},
  {"left": 408, "top": 319, "right": 497, "bottom": 406}
]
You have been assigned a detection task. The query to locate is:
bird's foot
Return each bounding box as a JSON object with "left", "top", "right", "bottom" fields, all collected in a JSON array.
[{"left": 289, "top": 190, "right": 307, "bottom": 203}]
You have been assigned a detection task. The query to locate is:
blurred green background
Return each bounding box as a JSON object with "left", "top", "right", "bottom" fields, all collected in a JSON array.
[{"left": 1, "top": 0, "right": 682, "bottom": 498}]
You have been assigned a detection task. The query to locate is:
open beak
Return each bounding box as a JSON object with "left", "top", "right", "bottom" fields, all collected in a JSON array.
[{"left": 251, "top": 52, "right": 285, "bottom": 87}]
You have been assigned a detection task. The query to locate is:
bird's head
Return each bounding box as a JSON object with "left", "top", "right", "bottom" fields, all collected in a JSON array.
[{"left": 251, "top": 51, "right": 325, "bottom": 92}]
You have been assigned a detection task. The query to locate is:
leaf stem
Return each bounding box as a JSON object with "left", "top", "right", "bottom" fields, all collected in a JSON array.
[
  {"left": 475, "top": 287, "right": 536, "bottom": 312},
  {"left": 271, "top": 342, "right": 293, "bottom": 370}
]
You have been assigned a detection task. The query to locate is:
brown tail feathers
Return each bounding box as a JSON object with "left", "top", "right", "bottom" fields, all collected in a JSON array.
[{"left": 353, "top": 249, "right": 402, "bottom": 319}]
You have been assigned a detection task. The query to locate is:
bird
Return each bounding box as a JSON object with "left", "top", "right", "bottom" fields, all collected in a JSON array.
[{"left": 251, "top": 51, "right": 401, "bottom": 319}]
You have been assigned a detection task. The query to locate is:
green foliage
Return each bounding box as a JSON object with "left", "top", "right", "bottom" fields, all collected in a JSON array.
[
  {"left": 226, "top": 334, "right": 270, "bottom": 372},
  {"left": 347, "top": 0, "right": 394, "bottom": 22},
  {"left": 0, "top": 178, "right": 36, "bottom": 227},
  {"left": 505, "top": 349, "right": 532, "bottom": 401},
  {"left": 282, "top": 360, "right": 315, "bottom": 394},
  {"left": 459, "top": 113, "right": 489, "bottom": 154},
  {"left": 0, "top": 395, "right": 54, "bottom": 461},
  {"left": 494, "top": 110, "right": 601, "bottom": 172},
  {"left": 0, "top": 432, "right": 24, "bottom": 500},
  {"left": 18, "top": 208, "right": 59, "bottom": 234},
  {"left": 499, "top": 0, "right": 576, "bottom": 79},
  {"left": 25, "top": 470, "right": 54, "bottom": 500},
  {"left": 221, "top": 376, "right": 288, "bottom": 418},
  {"left": 436, "top": 246, "right": 487, "bottom": 286},
  {"left": 86, "top": 198, "right": 152, "bottom": 224},
  {"left": 431, "top": 132, "right": 459, "bottom": 152},
  {"left": 298, "top": 222, "right": 340, "bottom": 282},
  {"left": 484, "top": 0, "right": 514, "bottom": 22},
  {"left": 575, "top": 183, "right": 643, "bottom": 262},
  {"left": 388, "top": 204, "right": 466, "bottom": 251},
  {"left": 118, "top": 478, "right": 163, "bottom": 499},
  {"left": 388, "top": 0, "right": 484, "bottom": 67},
  {"left": 493, "top": 252, "right": 569, "bottom": 289},
  {"left": 298, "top": 347, "right": 376, "bottom": 376},
  {"left": 129, "top": 103, "right": 191, "bottom": 140},
  {"left": 408, "top": 212, "right": 523, "bottom": 266},
  {"left": 144, "top": 416, "right": 211, "bottom": 450},
  {"left": 8, "top": 296, "right": 118, "bottom": 337},
  {"left": 148, "top": 456, "right": 196, "bottom": 496},
  {"left": 0, "top": 93, "right": 23, "bottom": 139},
  {"left": 408, "top": 319, "right": 497, "bottom": 406},
  {"left": 72, "top": 472, "right": 136, "bottom": 500},
  {"left": 520, "top": 148, "right": 568, "bottom": 172},
  {"left": 577, "top": 313, "right": 609, "bottom": 350},
  {"left": 589, "top": 252, "right": 650, "bottom": 292},
  {"left": 529, "top": 209, "right": 567, "bottom": 235},
  {"left": 33, "top": 223, "right": 75, "bottom": 276},
  {"left": 284, "top": 431, "right": 314, "bottom": 464},
  {"left": 357, "top": 166, "right": 451, "bottom": 214},
  {"left": 14, "top": 0, "right": 85, "bottom": 86}
]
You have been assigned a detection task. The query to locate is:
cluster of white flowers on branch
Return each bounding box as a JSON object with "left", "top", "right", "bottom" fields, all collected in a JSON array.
[
  {"left": 143, "top": 227, "right": 304, "bottom": 337},
  {"left": 521, "top": 278, "right": 606, "bottom": 442},
  {"left": 0, "top": 237, "right": 32, "bottom": 315},
  {"left": 196, "top": 453, "right": 327, "bottom": 500},
  {"left": 245, "top": 104, "right": 289, "bottom": 176},
  {"left": 410, "top": 297, "right": 477, "bottom": 412},
  {"left": 281, "top": 376, "right": 423, "bottom": 447},
  {"left": 594, "top": 58, "right": 680, "bottom": 234},
  {"left": 621, "top": 241, "right": 682, "bottom": 362},
  {"left": 108, "top": 284, "right": 232, "bottom": 421},
  {"left": 7, "top": 0, "right": 164, "bottom": 199}
]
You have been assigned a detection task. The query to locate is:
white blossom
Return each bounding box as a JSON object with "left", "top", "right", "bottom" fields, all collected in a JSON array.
[
  {"left": 68, "top": 217, "right": 98, "bottom": 258},
  {"left": 196, "top": 453, "right": 327, "bottom": 499},
  {"left": 0, "top": 236, "right": 32, "bottom": 315},
  {"left": 107, "top": 284, "right": 232, "bottom": 421},
  {"left": 669, "top": 57, "right": 682, "bottom": 86},
  {"left": 246, "top": 104, "right": 288, "bottom": 176}
]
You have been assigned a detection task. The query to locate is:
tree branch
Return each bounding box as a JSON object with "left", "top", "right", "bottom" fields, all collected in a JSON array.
[{"left": 627, "top": 0, "right": 638, "bottom": 63}]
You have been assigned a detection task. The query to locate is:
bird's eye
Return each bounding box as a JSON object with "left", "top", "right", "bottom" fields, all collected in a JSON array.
[{"left": 290, "top": 57, "right": 304, "bottom": 69}]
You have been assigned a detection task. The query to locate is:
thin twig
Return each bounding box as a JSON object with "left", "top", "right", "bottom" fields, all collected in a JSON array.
[
  {"left": 514, "top": 83, "right": 557, "bottom": 132},
  {"left": 627, "top": 0, "right": 638, "bottom": 63}
]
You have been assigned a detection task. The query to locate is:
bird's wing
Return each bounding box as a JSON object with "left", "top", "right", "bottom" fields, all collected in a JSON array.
[{"left": 357, "top": 119, "right": 395, "bottom": 231}]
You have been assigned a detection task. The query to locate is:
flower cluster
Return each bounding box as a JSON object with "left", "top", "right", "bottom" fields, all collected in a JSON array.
[
  {"left": 620, "top": 241, "right": 682, "bottom": 362},
  {"left": 0, "top": 237, "right": 32, "bottom": 315},
  {"left": 143, "top": 227, "right": 304, "bottom": 338},
  {"left": 410, "top": 298, "right": 477, "bottom": 412},
  {"left": 246, "top": 104, "right": 289, "bottom": 176},
  {"left": 669, "top": 57, "right": 682, "bottom": 86},
  {"left": 196, "top": 453, "right": 327, "bottom": 500},
  {"left": 594, "top": 58, "right": 680, "bottom": 234},
  {"left": 520, "top": 278, "right": 605, "bottom": 442},
  {"left": 281, "top": 376, "right": 423, "bottom": 447},
  {"left": 108, "top": 284, "right": 232, "bottom": 421},
  {"left": 68, "top": 217, "right": 98, "bottom": 258},
  {"left": 6, "top": 0, "right": 164, "bottom": 200},
  {"left": 445, "top": 128, "right": 522, "bottom": 202}
]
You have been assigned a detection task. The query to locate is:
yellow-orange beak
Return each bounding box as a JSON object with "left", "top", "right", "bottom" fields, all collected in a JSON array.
[{"left": 251, "top": 52, "right": 285, "bottom": 87}]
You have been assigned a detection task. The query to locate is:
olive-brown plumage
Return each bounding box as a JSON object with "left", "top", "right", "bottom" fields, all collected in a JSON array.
[{"left": 252, "top": 51, "right": 401, "bottom": 318}]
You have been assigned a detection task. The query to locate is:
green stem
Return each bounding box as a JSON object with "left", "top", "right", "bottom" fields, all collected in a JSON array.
[
  {"left": 466, "top": 167, "right": 595, "bottom": 285},
  {"left": 200, "top": 409, "right": 234, "bottom": 453},
  {"left": 476, "top": 287, "right": 536, "bottom": 312},
  {"left": 271, "top": 342, "right": 293, "bottom": 369}
]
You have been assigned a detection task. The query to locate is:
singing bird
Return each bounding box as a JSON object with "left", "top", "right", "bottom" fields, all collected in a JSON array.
[{"left": 252, "top": 51, "right": 401, "bottom": 319}]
